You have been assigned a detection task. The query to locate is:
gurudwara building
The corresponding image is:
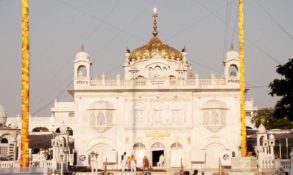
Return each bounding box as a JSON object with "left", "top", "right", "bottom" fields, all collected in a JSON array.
[{"left": 1, "top": 10, "right": 258, "bottom": 170}]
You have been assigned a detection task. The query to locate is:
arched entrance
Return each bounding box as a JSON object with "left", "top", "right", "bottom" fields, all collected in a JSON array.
[
  {"left": 205, "top": 143, "right": 225, "bottom": 168},
  {"left": 133, "top": 142, "right": 146, "bottom": 167},
  {"left": 151, "top": 142, "right": 165, "bottom": 167},
  {"left": 170, "top": 142, "right": 184, "bottom": 167},
  {"left": 90, "top": 143, "right": 116, "bottom": 170}
]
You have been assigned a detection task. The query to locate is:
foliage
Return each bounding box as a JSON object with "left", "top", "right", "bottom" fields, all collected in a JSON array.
[
  {"left": 251, "top": 108, "right": 274, "bottom": 129},
  {"left": 269, "top": 58, "right": 293, "bottom": 121},
  {"left": 251, "top": 108, "right": 293, "bottom": 129}
]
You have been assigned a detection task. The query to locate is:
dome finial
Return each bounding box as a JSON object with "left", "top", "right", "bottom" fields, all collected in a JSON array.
[
  {"left": 230, "top": 43, "right": 234, "bottom": 50},
  {"left": 152, "top": 8, "right": 158, "bottom": 37},
  {"left": 81, "top": 44, "right": 85, "bottom": 52}
]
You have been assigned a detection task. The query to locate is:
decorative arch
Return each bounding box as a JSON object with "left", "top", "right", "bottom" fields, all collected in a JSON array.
[
  {"left": 151, "top": 142, "right": 165, "bottom": 150},
  {"left": 201, "top": 100, "right": 228, "bottom": 132},
  {"left": 88, "top": 142, "right": 116, "bottom": 169},
  {"left": 170, "top": 142, "right": 184, "bottom": 167},
  {"left": 77, "top": 65, "right": 87, "bottom": 77},
  {"left": 170, "top": 142, "right": 183, "bottom": 149},
  {"left": 136, "top": 75, "right": 146, "bottom": 81},
  {"left": 169, "top": 75, "right": 176, "bottom": 81},
  {"left": 200, "top": 137, "right": 229, "bottom": 150},
  {"left": 133, "top": 142, "right": 146, "bottom": 167},
  {"left": 32, "top": 127, "right": 49, "bottom": 132},
  {"left": 0, "top": 138, "right": 8, "bottom": 143},
  {"left": 133, "top": 142, "right": 146, "bottom": 149},
  {"left": 204, "top": 143, "right": 226, "bottom": 168}
]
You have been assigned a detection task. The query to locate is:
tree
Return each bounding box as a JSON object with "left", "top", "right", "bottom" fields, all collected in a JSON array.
[
  {"left": 251, "top": 108, "right": 293, "bottom": 129},
  {"left": 269, "top": 58, "right": 293, "bottom": 121},
  {"left": 251, "top": 108, "right": 274, "bottom": 129}
]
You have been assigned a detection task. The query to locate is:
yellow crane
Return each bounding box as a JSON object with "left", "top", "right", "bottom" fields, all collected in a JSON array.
[
  {"left": 239, "top": 0, "right": 247, "bottom": 157},
  {"left": 20, "top": 0, "right": 30, "bottom": 168}
]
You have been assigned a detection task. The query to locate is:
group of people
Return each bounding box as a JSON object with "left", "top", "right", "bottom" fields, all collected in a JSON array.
[
  {"left": 121, "top": 152, "right": 137, "bottom": 172},
  {"left": 121, "top": 152, "right": 151, "bottom": 172}
]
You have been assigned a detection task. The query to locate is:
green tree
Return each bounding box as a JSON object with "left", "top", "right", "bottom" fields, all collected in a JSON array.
[
  {"left": 269, "top": 58, "right": 293, "bottom": 121},
  {"left": 251, "top": 108, "right": 274, "bottom": 129},
  {"left": 252, "top": 108, "right": 293, "bottom": 129}
]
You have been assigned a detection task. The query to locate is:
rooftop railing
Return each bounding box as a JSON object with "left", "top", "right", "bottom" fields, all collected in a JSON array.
[{"left": 74, "top": 78, "right": 239, "bottom": 89}]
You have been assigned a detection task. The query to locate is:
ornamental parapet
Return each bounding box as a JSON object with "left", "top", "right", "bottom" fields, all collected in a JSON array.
[{"left": 74, "top": 78, "right": 239, "bottom": 89}]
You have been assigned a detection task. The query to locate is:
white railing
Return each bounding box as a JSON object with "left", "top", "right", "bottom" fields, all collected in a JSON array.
[
  {"left": 0, "top": 160, "right": 54, "bottom": 169},
  {"left": 75, "top": 78, "right": 232, "bottom": 89},
  {"left": 0, "top": 161, "right": 19, "bottom": 168}
]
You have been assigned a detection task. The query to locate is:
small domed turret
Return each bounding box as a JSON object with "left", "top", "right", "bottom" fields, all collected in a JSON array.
[
  {"left": 0, "top": 104, "right": 7, "bottom": 126},
  {"left": 75, "top": 44, "right": 90, "bottom": 61},
  {"left": 225, "top": 50, "right": 239, "bottom": 61}
]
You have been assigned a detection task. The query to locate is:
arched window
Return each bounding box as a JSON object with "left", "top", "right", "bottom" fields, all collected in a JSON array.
[
  {"left": 0, "top": 138, "right": 8, "bottom": 143},
  {"left": 201, "top": 100, "right": 227, "bottom": 132},
  {"left": 67, "top": 127, "right": 73, "bottom": 136},
  {"left": 97, "top": 112, "right": 106, "bottom": 125},
  {"left": 136, "top": 75, "right": 146, "bottom": 81},
  {"left": 229, "top": 64, "right": 238, "bottom": 77},
  {"left": 77, "top": 65, "right": 87, "bottom": 77},
  {"left": 169, "top": 75, "right": 176, "bottom": 81},
  {"left": 151, "top": 142, "right": 165, "bottom": 150},
  {"left": 154, "top": 66, "right": 161, "bottom": 78},
  {"left": 170, "top": 142, "right": 182, "bottom": 149},
  {"left": 133, "top": 142, "right": 146, "bottom": 149}
]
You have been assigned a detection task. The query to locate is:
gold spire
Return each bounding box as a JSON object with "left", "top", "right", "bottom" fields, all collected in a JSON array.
[
  {"left": 128, "top": 8, "right": 183, "bottom": 62},
  {"left": 152, "top": 8, "right": 158, "bottom": 37}
]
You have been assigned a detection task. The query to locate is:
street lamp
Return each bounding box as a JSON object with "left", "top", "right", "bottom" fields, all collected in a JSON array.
[{"left": 90, "top": 151, "right": 99, "bottom": 174}]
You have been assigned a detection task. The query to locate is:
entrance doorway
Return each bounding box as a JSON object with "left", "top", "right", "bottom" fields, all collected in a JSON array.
[{"left": 152, "top": 150, "right": 164, "bottom": 166}]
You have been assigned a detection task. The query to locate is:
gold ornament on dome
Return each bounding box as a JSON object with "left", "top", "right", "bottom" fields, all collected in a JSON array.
[{"left": 128, "top": 8, "right": 183, "bottom": 62}]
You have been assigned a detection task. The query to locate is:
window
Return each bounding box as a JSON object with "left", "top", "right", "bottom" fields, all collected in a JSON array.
[
  {"left": 229, "top": 64, "right": 238, "bottom": 77},
  {"left": 77, "top": 65, "right": 87, "bottom": 77},
  {"left": 0, "top": 146, "right": 8, "bottom": 158},
  {"left": 171, "top": 110, "right": 183, "bottom": 123},
  {"left": 135, "top": 110, "right": 144, "bottom": 123},
  {"left": 0, "top": 138, "right": 9, "bottom": 159},
  {"left": 0, "top": 138, "right": 8, "bottom": 143},
  {"left": 152, "top": 110, "right": 162, "bottom": 123},
  {"left": 97, "top": 112, "right": 106, "bottom": 126}
]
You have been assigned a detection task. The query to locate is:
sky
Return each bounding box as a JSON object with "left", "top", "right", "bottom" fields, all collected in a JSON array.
[{"left": 0, "top": 0, "right": 292, "bottom": 117}]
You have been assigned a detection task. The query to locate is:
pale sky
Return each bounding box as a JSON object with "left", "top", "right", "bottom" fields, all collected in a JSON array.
[{"left": 0, "top": 0, "right": 292, "bottom": 117}]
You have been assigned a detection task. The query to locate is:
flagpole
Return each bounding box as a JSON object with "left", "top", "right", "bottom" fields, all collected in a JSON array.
[
  {"left": 20, "top": 0, "right": 30, "bottom": 168},
  {"left": 239, "top": 0, "right": 247, "bottom": 157}
]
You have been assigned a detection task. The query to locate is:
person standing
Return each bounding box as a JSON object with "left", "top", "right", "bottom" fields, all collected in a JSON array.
[
  {"left": 130, "top": 155, "right": 136, "bottom": 172},
  {"left": 158, "top": 154, "right": 164, "bottom": 167},
  {"left": 143, "top": 156, "right": 149, "bottom": 170},
  {"left": 121, "top": 152, "right": 127, "bottom": 171}
]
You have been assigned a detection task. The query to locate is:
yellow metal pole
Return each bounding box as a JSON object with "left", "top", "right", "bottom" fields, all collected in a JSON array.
[
  {"left": 239, "top": 0, "right": 247, "bottom": 156},
  {"left": 20, "top": 0, "right": 30, "bottom": 168}
]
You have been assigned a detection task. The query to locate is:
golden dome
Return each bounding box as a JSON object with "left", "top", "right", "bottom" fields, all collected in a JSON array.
[
  {"left": 128, "top": 8, "right": 183, "bottom": 62},
  {"left": 129, "top": 37, "right": 183, "bottom": 61}
]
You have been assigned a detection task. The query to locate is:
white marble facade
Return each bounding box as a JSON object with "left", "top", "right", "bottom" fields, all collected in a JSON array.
[
  {"left": 47, "top": 36, "right": 246, "bottom": 169},
  {"left": 5, "top": 12, "right": 258, "bottom": 170}
]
